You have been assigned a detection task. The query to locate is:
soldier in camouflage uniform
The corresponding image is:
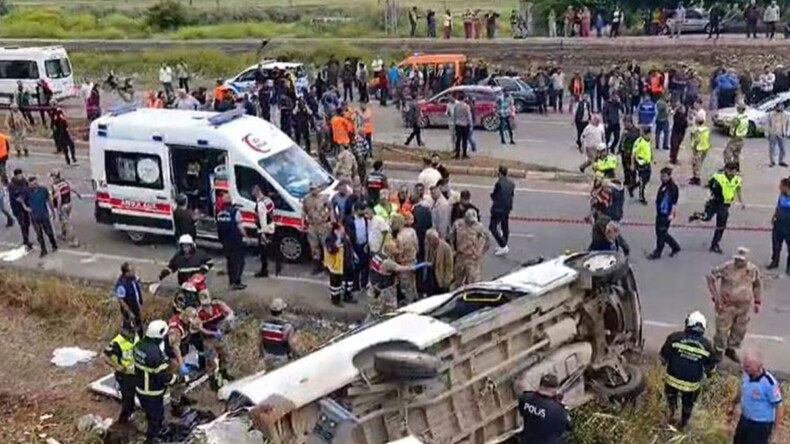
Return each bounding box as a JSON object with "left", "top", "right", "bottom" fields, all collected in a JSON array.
[
  {"left": 451, "top": 208, "right": 491, "bottom": 289},
  {"left": 302, "top": 183, "right": 332, "bottom": 274},
  {"left": 367, "top": 240, "right": 417, "bottom": 320},
  {"left": 333, "top": 144, "right": 358, "bottom": 184},
  {"left": 393, "top": 213, "right": 420, "bottom": 303},
  {"left": 706, "top": 247, "right": 762, "bottom": 363}
]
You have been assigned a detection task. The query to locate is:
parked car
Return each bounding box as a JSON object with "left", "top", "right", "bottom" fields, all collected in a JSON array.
[
  {"left": 402, "top": 85, "right": 501, "bottom": 131},
  {"left": 198, "top": 252, "right": 645, "bottom": 444},
  {"left": 713, "top": 91, "right": 790, "bottom": 137},
  {"left": 660, "top": 7, "right": 711, "bottom": 34},
  {"left": 478, "top": 75, "right": 539, "bottom": 112}
]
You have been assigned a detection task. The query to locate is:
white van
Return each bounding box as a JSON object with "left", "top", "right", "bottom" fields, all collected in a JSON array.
[
  {"left": 0, "top": 46, "right": 75, "bottom": 105},
  {"left": 89, "top": 106, "right": 336, "bottom": 262}
]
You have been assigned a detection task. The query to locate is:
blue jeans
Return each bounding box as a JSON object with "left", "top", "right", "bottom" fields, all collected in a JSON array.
[
  {"left": 655, "top": 120, "right": 670, "bottom": 150},
  {"left": 769, "top": 135, "right": 786, "bottom": 164}
]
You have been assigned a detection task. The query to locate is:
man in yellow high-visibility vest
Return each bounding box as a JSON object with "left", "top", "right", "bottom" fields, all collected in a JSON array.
[
  {"left": 689, "top": 162, "right": 745, "bottom": 254},
  {"left": 723, "top": 104, "right": 749, "bottom": 171},
  {"left": 689, "top": 117, "right": 711, "bottom": 186},
  {"left": 629, "top": 127, "right": 653, "bottom": 205},
  {"left": 102, "top": 325, "right": 139, "bottom": 423}
]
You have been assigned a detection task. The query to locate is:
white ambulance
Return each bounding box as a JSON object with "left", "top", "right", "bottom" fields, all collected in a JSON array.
[{"left": 89, "top": 106, "right": 337, "bottom": 262}]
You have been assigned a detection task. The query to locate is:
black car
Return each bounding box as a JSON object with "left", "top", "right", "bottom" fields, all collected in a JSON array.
[{"left": 478, "top": 76, "right": 538, "bottom": 112}]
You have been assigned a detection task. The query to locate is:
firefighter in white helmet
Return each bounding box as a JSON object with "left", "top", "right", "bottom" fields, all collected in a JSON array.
[
  {"left": 659, "top": 311, "right": 718, "bottom": 429},
  {"left": 159, "top": 234, "right": 214, "bottom": 285},
  {"left": 134, "top": 319, "right": 190, "bottom": 443}
]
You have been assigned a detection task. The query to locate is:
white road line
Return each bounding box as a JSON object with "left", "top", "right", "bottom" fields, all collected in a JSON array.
[
  {"left": 645, "top": 320, "right": 785, "bottom": 343},
  {"left": 390, "top": 178, "right": 589, "bottom": 196},
  {"left": 509, "top": 233, "right": 535, "bottom": 239},
  {"left": 512, "top": 138, "right": 547, "bottom": 143}
]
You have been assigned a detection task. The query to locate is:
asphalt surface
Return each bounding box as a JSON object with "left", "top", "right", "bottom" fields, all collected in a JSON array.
[{"left": 1, "top": 142, "right": 788, "bottom": 370}]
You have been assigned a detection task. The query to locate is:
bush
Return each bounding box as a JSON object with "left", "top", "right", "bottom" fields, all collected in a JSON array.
[{"left": 145, "top": 0, "right": 187, "bottom": 31}]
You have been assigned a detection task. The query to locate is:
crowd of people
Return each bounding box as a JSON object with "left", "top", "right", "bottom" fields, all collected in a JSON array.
[{"left": 403, "top": 1, "right": 790, "bottom": 39}]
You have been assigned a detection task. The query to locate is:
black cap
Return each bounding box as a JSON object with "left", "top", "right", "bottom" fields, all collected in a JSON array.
[{"left": 539, "top": 373, "right": 559, "bottom": 389}]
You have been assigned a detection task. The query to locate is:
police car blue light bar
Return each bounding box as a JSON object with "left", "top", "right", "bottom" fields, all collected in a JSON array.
[
  {"left": 208, "top": 108, "right": 245, "bottom": 126},
  {"left": 108, "top": 104, "right": 138, "bottom": 117}
]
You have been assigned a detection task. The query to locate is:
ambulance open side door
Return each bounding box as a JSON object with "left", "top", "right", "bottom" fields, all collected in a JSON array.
[{"left": 99, "top": 137, "right": 175, "bottom": 243}]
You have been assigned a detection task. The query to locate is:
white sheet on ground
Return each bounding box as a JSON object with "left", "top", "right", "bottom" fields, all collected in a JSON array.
[{"left": 51, "top": 347, "right": 97, "bottom": 367}]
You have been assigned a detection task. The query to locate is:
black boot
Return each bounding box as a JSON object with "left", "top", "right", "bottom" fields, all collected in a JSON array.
[
  {"left": 342, "top": 292, "right": 358, "bottom": 304},
  {"left": 725, "top": 348, "right": 740, "bottom": 363},
  {"left": 331, "top": 294, "right": 342, "bottom": 306},
  {"left": 710, "top": 244, "right": 724, "bottom": 254},
  {"left": 767, "top": 262, "right": 779, "bottom": 270}
]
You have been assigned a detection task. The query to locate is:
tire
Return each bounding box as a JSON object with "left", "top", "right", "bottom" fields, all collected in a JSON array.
[
  {"left": 514, "top": 99, "right": 527, "bottom": 113},
  {"left": 748, "top": 120, "right": 757, "bottom": 137},
  {"left": 373, "top": 350, "right": 441, "bottom": 381},
  {"left": 277, "top": 229, "right": 307, "bottom": 263},
  {"left": 570, "top": 251, "right": 629, "bottom": 281},
  {"left": 590, "top": 363, "right": 645, "bottom": 403},
  {"left": 126, "top": 231, "right": 149, "bottom": 245},
  {"left": 703, "top": 23, "right": 711, "bottom": 34},
  {"left": 482, "top": 115, "right": 500, "bottom": 132},
  {"left": 658, "top": 25, "right": 670, "bottom": 36}
]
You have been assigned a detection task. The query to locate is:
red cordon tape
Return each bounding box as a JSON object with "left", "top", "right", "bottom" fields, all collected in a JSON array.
[{"left": 508, "top": 215, "right": 772, "bottom": 233}]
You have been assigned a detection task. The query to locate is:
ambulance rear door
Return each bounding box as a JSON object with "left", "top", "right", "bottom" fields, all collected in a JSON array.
[{"left": 98, "top": 138, "right": 175, "bottom": 241}]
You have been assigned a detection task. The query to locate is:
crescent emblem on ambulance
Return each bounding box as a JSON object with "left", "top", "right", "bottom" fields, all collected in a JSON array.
[{"left": 243, "top": 133, "right": 270, "bottom": 153}]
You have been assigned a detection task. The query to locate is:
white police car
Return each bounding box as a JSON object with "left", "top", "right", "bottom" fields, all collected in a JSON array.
[{"left": 224, "top": 61, "right": 303, "bottom": 95}]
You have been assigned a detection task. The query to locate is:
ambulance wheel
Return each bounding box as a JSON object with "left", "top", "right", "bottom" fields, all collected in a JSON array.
[
  {"left": 277, "top": 230, "right": 307, "bottom": 263},
  {"left": 126, "top": 231, "right": 149, "bottom": 245}
]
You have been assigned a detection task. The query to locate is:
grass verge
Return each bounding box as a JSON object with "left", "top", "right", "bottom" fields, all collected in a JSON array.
[{"left": 69, "top": 42, "right": 384, "bottom": 81}]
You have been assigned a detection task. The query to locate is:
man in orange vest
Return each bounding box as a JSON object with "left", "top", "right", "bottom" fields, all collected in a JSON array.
[
  {"left": 648, "top": 70, "right": 665, "bottom": 101},
  {"left": 330, "top": 106, "right": 355, "bottom": 150},
  {"left": 360, "top": 102, "right": 373, "bottom": 156},
  {"left": 0, "top": 131, "right": 9, "bottom": 183}
]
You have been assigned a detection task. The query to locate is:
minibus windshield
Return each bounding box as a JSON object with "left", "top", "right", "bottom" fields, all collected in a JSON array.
[{"left": 258, "top": 145, "right": 333, "bottom": 198}]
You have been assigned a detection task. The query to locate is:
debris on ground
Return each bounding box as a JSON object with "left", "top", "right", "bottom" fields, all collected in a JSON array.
[{"left": 75, "top": 413, "right": 112, "bottom": 435}]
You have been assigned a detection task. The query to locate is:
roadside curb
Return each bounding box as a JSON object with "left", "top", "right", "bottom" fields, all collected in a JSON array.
[
  {"left": 28, "top": 138, "right": 588, "bottom": 183},
  {"left": 376, "top": 142, "right": 587, "bottom": 182}
]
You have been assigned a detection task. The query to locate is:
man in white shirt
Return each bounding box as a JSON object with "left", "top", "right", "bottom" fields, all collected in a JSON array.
[
  {"left": 764, "top": 0, "right": 781, "bottom": 39},
  {"left": 550, "top": 69, "right": 566, "bottom": 113},
  {"left": 365, "top": 205, "right": 390, "bottom": 254},
  {"left": 758, "top": 65, "right": 776, "bottom": 102},
  {"left": 159, "top": 64, "right": 174, "bottom": 97},
  {"left": 672, "top": 3, "right": 686, "bottom": 38},
  {"left": 579, "top": 115, "right": 606, "bottom": 172},
  {"left": 174, "top": 89, "right": 199, "bottom": 110}
]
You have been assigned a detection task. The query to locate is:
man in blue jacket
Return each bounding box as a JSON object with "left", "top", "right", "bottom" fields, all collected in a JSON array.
[
  {"left": 716, "top": 70, "right": 739, "bottom": 108},
  {"left": 637, "top": 95, "right": 657, "bottom": 129},
  {"left": 768, "top": 178, "right": 790, "bottom": 274}
]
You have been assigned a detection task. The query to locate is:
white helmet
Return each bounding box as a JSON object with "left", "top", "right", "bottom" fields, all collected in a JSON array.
[
  {"left": 178, "top": 234, "right": 195, "bottom": 245},
  {"left": 146, "top": 319, "right": 169, "bottom": 339},
  {"left": 596, "top": 142, "right": 608, "bottom": 151},
  {"left": 685, "top": 311, "right": 707, "bottom": 331}
]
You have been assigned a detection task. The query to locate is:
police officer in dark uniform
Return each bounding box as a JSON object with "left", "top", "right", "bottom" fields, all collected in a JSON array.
[
  {"left": 660, "top": 311, "right": 718, "bottom": 429},
  {"left": 365, "top": 160, "right": 388, "bottom": 205},
  {"left": 689, "top": 162, "right": 744, "bottom": 254},
  {"left": 158, "top": 234, "right": 213, "bottom": 285},
  {"left": 259, "top": 298, "right": 296, "bottom": 370},
  {"left": 102, "top": 324, "right": 138, "bottom": 424},
  {"left": 518, "top": 373, "right": 572, "bottom": 444},
  {"left": 134, "top": 319, "right": 189, "bottom": 444},
  {"left": 115, "top": 262, "right": 144, "bottom": 336},
  {"left": 216, "top": 192, "right": 247, "bottom": 290}
]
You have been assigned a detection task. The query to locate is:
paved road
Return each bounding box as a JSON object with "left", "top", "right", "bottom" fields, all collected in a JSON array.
[{"left": 1, "top": 138, "right": 788, "bottom": 370}]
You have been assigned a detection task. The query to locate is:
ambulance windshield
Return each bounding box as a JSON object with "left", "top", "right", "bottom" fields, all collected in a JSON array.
[{"left": 258, "top": 145, "right": 333, "bottom": 198}]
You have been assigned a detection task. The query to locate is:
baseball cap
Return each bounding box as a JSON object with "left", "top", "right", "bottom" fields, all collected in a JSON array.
[{"left": 734, "top": 247, "right": 749, "bottom": 261}]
